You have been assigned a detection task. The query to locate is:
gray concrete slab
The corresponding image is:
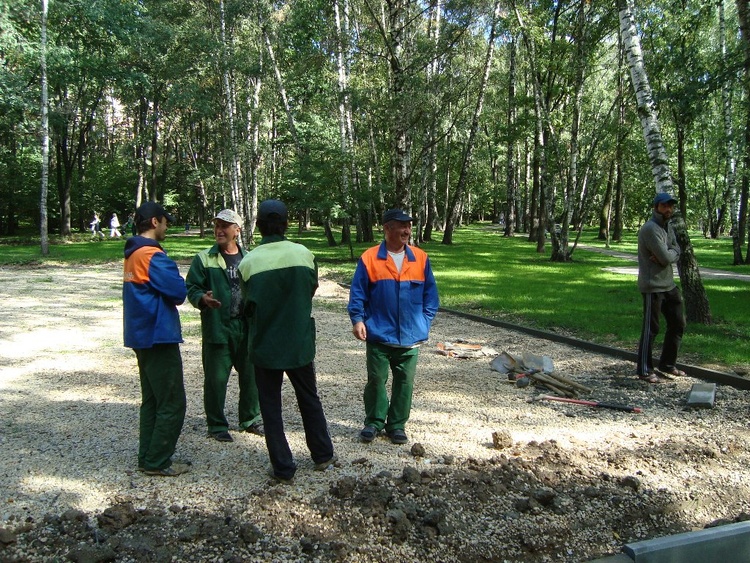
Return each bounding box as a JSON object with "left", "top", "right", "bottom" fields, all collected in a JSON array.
[
  {"left": 686, "top": 383, "right": 716, "bottom": 408},
  {"left": 587, "top": 554, "right": 634, "bottom": 562},
  {"left": 622, "top": 521, "right": 750, "bottom": 562}
]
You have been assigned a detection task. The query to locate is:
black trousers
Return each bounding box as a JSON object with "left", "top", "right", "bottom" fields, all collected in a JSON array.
[
  {"left": 637, "top": 287, "right": 686, "bottom": 376},
  {"left": 254, "top": 362, "right": 334, "bottom": 480}
]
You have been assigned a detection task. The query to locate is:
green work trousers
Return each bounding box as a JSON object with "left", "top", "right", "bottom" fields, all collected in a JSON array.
[
  {"left": 202, "top": 317, "right": 261, "bottom": 433},
  {"left": 363, "top": 342, "right": 419, "bottom": 432},
  {"left": 135, "top": 344, "right": 186, "bottom": 471}
]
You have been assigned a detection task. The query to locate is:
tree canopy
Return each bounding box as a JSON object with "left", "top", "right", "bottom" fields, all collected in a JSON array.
[{"left": 2, "top": 0, "right": 748, "bottom": 264}]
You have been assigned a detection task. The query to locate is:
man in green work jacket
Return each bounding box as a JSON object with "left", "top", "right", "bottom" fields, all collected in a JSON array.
[
  {"left": 186, "top": 209, "right": 264, "bottom": 442},
  {"left": 238, "top": 199, "right": 336, "bottom": 483}
]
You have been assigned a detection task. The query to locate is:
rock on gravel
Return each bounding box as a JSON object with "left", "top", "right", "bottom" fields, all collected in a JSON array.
[{"left": 1, "top": 262, "right": 750, "bottom": 562}]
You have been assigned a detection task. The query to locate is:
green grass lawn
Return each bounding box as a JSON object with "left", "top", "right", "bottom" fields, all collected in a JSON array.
[{"left": 2, "top": 224, "right": 748, "bottom": 369}]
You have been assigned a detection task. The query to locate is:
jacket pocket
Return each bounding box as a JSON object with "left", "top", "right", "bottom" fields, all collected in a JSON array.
[{"left": 409, "top": 280, "right": 424, "bottom": 304}]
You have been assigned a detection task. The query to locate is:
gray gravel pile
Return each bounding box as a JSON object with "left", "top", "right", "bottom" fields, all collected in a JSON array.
[{"left": 1, "top": 262, "right": 750, "bottom": 562}]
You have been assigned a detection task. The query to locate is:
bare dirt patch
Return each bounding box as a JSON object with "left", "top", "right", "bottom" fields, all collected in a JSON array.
[{"left": 1, "top": 262, "right": 750, "bottom": 562}]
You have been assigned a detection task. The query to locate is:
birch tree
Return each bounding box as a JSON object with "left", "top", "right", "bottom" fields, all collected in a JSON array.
[
  {"left": 736, "top": 0, "right": 750, "bottom": 261},
  {"left": 720, "top": 0, "right": 742, "bottom": 263},
  {"left": 618, "top": 0, "right": 711, "bottom": 324},
  {"left": 442, "top": 0, "right": 501, "bottom": 245},
  {"left": 40, "top": 0, "right": 49, "bottom": 255},
  {"left": 219, "top": 0, "right": 243, "bottom": 218}
]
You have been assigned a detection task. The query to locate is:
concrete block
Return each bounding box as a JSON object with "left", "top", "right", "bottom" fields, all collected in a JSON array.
[
  {"left": 686, "top": 383, "right": 716, "bottom": 408},
  {"left": 623, "top": 521, "right": 750, "bottom": 562}
]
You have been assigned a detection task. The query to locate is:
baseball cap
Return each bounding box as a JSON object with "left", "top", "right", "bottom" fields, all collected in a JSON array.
[
  {"left": 653, "top": 192, "right": 677, "bottom": 206},
  {"left": 258, "top": 199, "right": 288, "bottom": 221},
  {"left": 214, "top": 209, "right": 242, "bottom": 226},
  {"left": 135, "top": 201, "right": 175, "bottom": 223},
  {"left": 382, "top": 208, "right": 413, "bottom": 223}
]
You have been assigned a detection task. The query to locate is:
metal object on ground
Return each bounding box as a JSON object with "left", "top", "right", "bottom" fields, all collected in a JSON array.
[{"left": 537, "top": 394, "right": 642, "bottom": 413}]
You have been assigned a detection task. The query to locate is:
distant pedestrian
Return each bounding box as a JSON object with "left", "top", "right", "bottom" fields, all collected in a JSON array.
[
  {"left": 124, "top": 214, "right": 135, "bottom": 238},
  {"left": 238, "top": 199, "right": 336, "bottom": 483},
  {"left": 636, "top": 192, "right": 687, "bottom": 383},
  {"left": 123, "top": 201, "right": 190, "bottom": 476},
  {"left": 186, "top": 209, "right": 264, "bottom": 443},
  {"left": 110, "top": 213, "right": 122, "bottom": 238},
  {"left": 347, "top": 208, "right": 439, "bottom": 445},
  {"left": 90, "top": 213, "right": 105, "bottom": 240}
]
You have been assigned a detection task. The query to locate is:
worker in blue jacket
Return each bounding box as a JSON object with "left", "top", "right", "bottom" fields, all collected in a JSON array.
[
  {"left": 123, "top": 201, "right": 189, "bottom": 477},
  {"left": 348, "top": 208, "right": 439, "bottom": 445}
]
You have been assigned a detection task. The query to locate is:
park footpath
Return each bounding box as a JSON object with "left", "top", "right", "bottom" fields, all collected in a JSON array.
[{"left": 577, "top": 244, "right": 750, "bottom": 282}]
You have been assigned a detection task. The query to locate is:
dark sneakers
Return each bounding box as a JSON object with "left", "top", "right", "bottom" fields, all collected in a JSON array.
[
  {"left": 267, "top": 468, "right": 294, "bottom": 485},
  {"left": 360, "top": 426, "right": 407, "bottom": 444},
  {"left": 244, "top": 422, "right": 265, "bottom": 436},
  {"left": 210, "top": 430, "right": 233, "bottom": 442},
  {"left": 387, "top": 429, "right": 408, "bottom": 445},
  {"left": 144, "top": 462, "right": 192, "bottom": 477},
  {"left": 314, "top": 454, "right": 338, "bottom": 471},
  {"left": 359, "top": 426, "right": 378, "bottom": 443}
]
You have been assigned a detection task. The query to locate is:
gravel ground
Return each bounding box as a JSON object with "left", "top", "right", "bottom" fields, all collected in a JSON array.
[{"left": 2, "top": 261, "right": 750, "bottom": 562}]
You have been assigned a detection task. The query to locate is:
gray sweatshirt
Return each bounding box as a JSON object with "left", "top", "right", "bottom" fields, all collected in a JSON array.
[{"left": 637, "top": 210, "right": 680, "bottom": 293}]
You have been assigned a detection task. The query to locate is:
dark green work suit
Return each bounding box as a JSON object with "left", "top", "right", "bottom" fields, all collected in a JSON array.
[{"left": 186, "top": 244, "right": 261, "bottom": 433}]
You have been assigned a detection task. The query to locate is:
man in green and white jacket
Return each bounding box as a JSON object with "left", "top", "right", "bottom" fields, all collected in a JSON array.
[
  {"left": 186, "top": 209, "right": 263, "bottom": 442},
  {"left": 238, "top": 199, "right": 335, "bottom": 483}
]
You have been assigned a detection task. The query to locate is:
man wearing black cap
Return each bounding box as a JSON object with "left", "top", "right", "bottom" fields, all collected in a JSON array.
[
  {"left": 238, "top": 199, "right": 336, "bottom": 483},
  {"left": 123, "top": 201, "right": 190, "bottom": 476},
  {"left": 186, "top": 209, "right": 264, "bottom": 443},
  {"left": 347, "top": 208, "right": 439, "bottom": 445},
  {"left": 636, "top": 192, "right": 686, "bottom": 383}
]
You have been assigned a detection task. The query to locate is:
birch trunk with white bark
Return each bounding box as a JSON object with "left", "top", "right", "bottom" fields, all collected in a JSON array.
[{"left": 618, "top": 0, "right": 711, "bottom": 324}]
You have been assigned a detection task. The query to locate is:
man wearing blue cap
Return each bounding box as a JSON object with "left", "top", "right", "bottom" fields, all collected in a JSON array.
[
  {"left": 636, "top": 192, "right": 686, "bottom": 383},
  {"left": 348, "top": 208, "right": 439, "bottom": 444}
]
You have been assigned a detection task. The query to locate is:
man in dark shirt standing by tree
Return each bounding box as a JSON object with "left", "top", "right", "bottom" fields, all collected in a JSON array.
[{"left": 636, "top": 192, "right": 687, "bottom": 383}]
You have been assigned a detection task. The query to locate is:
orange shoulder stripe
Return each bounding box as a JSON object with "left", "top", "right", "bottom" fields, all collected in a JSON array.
[{"left": 123, "top": 246, "right": 161, "bottom": 283}]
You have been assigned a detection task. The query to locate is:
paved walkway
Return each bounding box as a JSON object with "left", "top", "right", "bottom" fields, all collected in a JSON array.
[{"left": 577, "top": 244, "right": 750, "bottom": 282}]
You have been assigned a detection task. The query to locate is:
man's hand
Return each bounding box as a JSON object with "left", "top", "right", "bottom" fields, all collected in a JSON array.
[
  {"left": 201, "top": 290, "right": 222, "bottom": 309},
  {"left": 352, "top": 321, "right": 367, "bottom": 341}
]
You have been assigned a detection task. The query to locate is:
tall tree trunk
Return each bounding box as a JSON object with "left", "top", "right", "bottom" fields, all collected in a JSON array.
[
  {"left": 736, "top": 0, "right": 750, "bottom": 262},
  {"left": 263, "top": 28, "right": 302, "bottom": 153},
  {"left": 149, "top": 94, "right": 159, "bottom": 201},
  {"left": 246, "top": 74, "right": 263, "bottom": 243},
  {"left": 40, "top": 0, "right": 49, "bottom": 255},
  {"left": 504, "top": 36, "right": 517, "bottom": 238},
  {"left": 135, "top": 95, "right": 148, "bottom": 208},
  {"left": 551, "top": 2, "right": 587, "bottom": 262},
  {"left": 599, "top": 161, "right": 614, "bottom": 241},
  {"left": 334, "top": 0, "right": 353, "bottom": 245},
  {"left": 719, "top": 0, "right": 741, "bottom": 262},
  {"left": 220, "top": 0, "right": 243, "bottom": 216},
  {"left": 613, "top": 46, "right": 627, "bottom": 243},
  {"left": 422, "top": 0, "right": 442, "bottom": 243},
  {"left": 619, "top": 0, "right": 711, "bottom": 324},
  {"left": 442, "top": 0, "right": 500, "bottom": 245}
]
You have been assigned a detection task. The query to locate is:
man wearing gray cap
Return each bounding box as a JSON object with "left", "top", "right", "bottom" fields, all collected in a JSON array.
[
  {"left": 347, "top": 208, "right": 439, "bottom": 445},
  {"left": 186, "top": 209, "right": 264, "bottom": 442},
  {"left": 239, "top": 199, "right": 336, "bottom": 483},
  {"left": 123, "top": 201, "right": 190, "bottom": 476},
  {"left": 636, "top": 192, "right": 687, "bottom": 383}
]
